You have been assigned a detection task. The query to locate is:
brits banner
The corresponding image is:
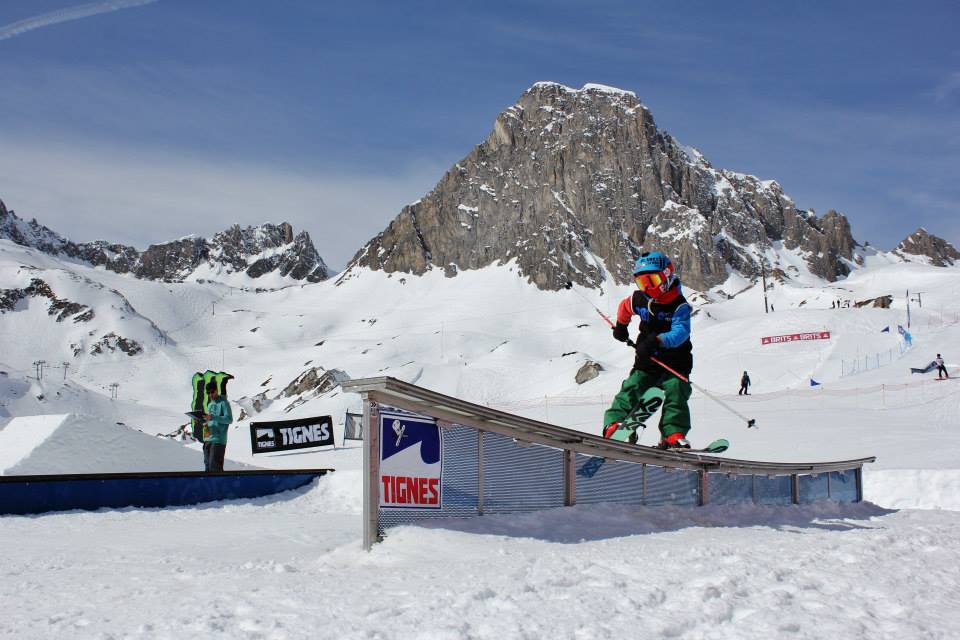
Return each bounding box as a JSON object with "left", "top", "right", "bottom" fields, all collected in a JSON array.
[
  {"left": 249, "top": 415, "right": 334, "bottom": 454},
  {"left": 761, "top": 331, "right": 831, "bottom": 345},
  {"left": 379, "top": 413, "right": 442, "bottom": 509}
]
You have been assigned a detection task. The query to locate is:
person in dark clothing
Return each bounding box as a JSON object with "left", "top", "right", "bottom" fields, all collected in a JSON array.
[
  {"left": 604, "top": 251, "right": 693, "bottom": 449},
  {"left": 203, "top": 380, "right": 233, "bottom": 472},
  {"left": 739, "top": 371, "right": 751, "bottom": 395},
  {"left": 935, "top": 354, "right": 949, "bottom": 379}
]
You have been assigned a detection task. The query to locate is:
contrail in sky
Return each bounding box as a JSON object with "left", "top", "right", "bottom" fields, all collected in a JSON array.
[{"left": 0, "top": 0, "right": 158, "bottom": 42}]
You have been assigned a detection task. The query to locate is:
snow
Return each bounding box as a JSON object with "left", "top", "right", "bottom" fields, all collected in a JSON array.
[
  {"left": 2, "top": 236, "right": 960, "bottom": 637},
  {"left": 0, "top": 413, "right": 216, "bottom": 474},
  {"left": 530, "top": 81, "right": 638, "bottom": 99},
  {"left": 2, "top": 492, "right": 959, "bottom": 638},
  {"left": 581, "top": 82, "right": 637, "bottom": 98}
]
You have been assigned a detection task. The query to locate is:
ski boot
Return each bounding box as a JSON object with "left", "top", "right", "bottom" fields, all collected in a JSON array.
[
  {"left": 657, "top": 432, "right": 690, "bottom": 450},
  {"left": 603, "top": 422, "right": 639, "bottom": 444}
]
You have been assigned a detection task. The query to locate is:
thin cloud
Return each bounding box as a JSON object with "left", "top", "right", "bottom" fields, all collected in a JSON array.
[
  {"left": 0, "top": 0, "right": 157, "bottom": 42},
  {"left": 934, "top": 72, "right": 960, "bottom": 103},
  {"left": 0, "top": 134, "right": 445, "bottom": 271}
]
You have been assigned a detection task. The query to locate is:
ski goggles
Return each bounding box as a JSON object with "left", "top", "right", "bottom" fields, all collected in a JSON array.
[{"left": 635, "top": 272, "right": 665, "bottom": 290}]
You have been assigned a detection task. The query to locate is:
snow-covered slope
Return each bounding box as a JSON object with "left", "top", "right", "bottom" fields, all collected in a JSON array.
[
  {"left": 1, "top": 235, "right": 959, "bottom": 489},
  {"left": 3, "top": 234, "right": 960, "bottom": 639}
]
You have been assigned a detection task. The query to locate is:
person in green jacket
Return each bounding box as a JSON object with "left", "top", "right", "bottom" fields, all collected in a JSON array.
[{"left": 203, "top": 380, "right": 233, "bottom": 472}]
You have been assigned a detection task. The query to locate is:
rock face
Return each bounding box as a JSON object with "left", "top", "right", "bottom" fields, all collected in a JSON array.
[
  {"left": 575, "top": 360, "right": 603, "bottom": 385},
  {"left": 345, "top": 82, "right": 861, "bottom": 291},
  {"left": 894, "top": 228, "right": 959, "bottom": 266},
  {"left": 0, "top": 199, "right": 330, "bottom": 284},
  {"left": 0, "top": 278, "right": 93, "bottom": 322}
]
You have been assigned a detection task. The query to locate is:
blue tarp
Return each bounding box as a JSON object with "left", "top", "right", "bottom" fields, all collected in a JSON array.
[{"left": 0, "top": 470, "right": 330, "bottom": 516}]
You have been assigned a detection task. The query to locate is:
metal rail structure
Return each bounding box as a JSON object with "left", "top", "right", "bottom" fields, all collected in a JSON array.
[{"left": 344, "top": 377, "right": 876, "bottom": 550}]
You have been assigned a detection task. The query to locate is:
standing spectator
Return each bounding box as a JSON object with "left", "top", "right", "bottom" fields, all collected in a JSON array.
[
  {"left": 935, "top": 354, "right": 949, "bottom": 380},
  {"left": 203, "top": 380, "right": 233, "bottom": 472},
  {"left": 739, "top": 371, "right": 751, "bottom": 395}
]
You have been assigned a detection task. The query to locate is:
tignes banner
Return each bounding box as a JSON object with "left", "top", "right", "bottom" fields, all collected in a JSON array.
[{"left": 249, "top": 415, "right": 334, "bottom": 454}]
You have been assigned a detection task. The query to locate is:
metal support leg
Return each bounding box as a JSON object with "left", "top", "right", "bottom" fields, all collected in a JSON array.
[
  {"left": 564, "top": 449, "right": 576, "bottom": 506},
  {"left": 478, "top": 430, "right": 485, "bottom": 515},
  {"left": 641, "top": 464, "right": 647, "bottom": 505},
  {"left": 363, "top": 398, "right": 381, "bottom": 550}
]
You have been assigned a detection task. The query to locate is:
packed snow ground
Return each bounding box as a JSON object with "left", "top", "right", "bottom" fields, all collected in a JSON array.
[
  {"left": 2, "top": 238, "right": 960, "bottom": 637},
  {"left": 3, "top": 477, "right": 959, "bottom": 639}
]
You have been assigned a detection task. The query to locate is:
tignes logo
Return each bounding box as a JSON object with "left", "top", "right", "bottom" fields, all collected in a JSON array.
[
  {"left": 379, "top": 413, "right": 442, "bottom": 509},
  {"left": 249, "top": 416, "right": 334, "bottom": 454},
  {"left": 392, "top": 419, "right": 406, "bottom": 446}
]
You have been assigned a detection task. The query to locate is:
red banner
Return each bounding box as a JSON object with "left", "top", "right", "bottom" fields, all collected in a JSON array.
[{"left": 761, "top": 331, "right": 831, "bottom": 345}]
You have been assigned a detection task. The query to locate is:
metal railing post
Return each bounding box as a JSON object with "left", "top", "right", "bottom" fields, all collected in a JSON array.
[
  {"left": 363, "top": 398, "right": 381, "bottom": 550},
  {"left": 564, "top": 450, "right": 576, "bottom": 506},
  {"left": 477, "top": 430, "right": 485, "bottom": 515}
]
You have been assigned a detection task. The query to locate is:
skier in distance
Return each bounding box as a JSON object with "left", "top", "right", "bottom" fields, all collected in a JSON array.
[
  {"left": 935, "top": 354, "right": 949, "bottom": 379},
  {"left": 739, "top": 371, "right": 751, "bottom": 395},
  {"left": 603, "top": 251, "right": 694, "bottom": 449}
]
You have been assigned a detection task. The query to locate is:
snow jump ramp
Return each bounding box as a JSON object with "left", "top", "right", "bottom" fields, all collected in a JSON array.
[{"left": 344, "top": 377, "right": 876, "bottom": 549}]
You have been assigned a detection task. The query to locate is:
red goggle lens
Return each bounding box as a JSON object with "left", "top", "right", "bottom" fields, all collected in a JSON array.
[{"left": 635, "top": 273, "right": 664, "bottom": 289}]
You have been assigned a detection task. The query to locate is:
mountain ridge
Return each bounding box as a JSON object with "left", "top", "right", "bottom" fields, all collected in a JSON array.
[{"left": 0, "top": 198, "right": 330, "bottom": 285}]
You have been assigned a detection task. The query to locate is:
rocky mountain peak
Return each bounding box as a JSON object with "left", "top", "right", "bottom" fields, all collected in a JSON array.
[
  {"left": 0, "top": 199, "right": 330, "bottom": 285},
  {"left": 895, "top": 228, "right": 959, "bottom": 266},
  {"left": 344, "top": 81, "right": 862, "bottom": 291}
]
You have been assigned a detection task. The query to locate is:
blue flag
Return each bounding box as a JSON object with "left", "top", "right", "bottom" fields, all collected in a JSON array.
[
  {"left": 881, "top": 326, "right": 890, "bottom": 333},
  {"left": 810, "top": 378, "right": 821, "bottom": 387}
]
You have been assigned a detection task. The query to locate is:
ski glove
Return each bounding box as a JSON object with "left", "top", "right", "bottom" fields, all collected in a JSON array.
[
  {"left": 612, "top": 322, "right": 630, "bottom": 342},
  {"left": 633, "top": 334, "right": 660, "bottom": 366}
]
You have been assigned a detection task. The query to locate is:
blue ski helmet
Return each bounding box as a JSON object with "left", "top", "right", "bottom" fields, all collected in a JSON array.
[{"left": 633, "top": 251, "right": 672, "bottom": 275}]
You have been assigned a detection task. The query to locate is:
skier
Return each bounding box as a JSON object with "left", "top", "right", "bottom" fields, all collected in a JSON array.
[
  {"left": 935, "top": 354, "right": 949, "bottom": 379},
  {"left": 203, "top": 380, "right": 233, "bottom": 472},
  {"left": 604, "top": 251, "right": 693, "bottom": 449},
  {"left": 739, "top": 371, "right": 751, "bottom": 395}
]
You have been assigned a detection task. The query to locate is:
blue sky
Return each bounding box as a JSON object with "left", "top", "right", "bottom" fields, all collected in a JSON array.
[{"left": 0, "top": 0, "right": 957, "bottom": 269}]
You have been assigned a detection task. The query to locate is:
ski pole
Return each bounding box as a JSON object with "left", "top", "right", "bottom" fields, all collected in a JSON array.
[
  {"left": 565, "top": 281, "right": 757, "bottom": 429},
  {"left": 564, "top": 281, "right": 618, "bottom": 327}
]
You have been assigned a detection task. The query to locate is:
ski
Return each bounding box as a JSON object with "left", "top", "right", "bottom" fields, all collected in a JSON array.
[
  {"left": 663, "top": 438, "right": 730, "bottom": 454},
  {"left": 577, "top": 436, "right": 731, "bottom": 478}
]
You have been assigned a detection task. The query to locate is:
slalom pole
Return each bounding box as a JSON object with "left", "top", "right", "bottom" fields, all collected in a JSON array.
[{"left": 565, "top": 280, "right": 757, "bottom": 429}]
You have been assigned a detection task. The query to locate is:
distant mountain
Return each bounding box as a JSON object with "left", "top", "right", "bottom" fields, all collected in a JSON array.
[
  {"left": 0, "top": 198, "right": 330, "bottom": 284},
  {"left": 893, "top": 228, "right": 959, "bottom": 267},
  {"left": 344, "top": 82, "right": 881, "bottom": 291}
]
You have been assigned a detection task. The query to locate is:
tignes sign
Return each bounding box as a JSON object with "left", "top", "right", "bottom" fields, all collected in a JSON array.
[{"left": 250, "top": 415, "right": 334, "bottom": 454}]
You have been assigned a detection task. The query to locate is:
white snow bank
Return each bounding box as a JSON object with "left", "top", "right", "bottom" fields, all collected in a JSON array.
[
  {"left": 865, "top": 468, "right": 960, "bottom": 511},
  {"left": 0, "top": 414, "right": 69, "bottom": 473},
  {"left": 0, "top": 413, "right": 204, "bottom": 475}
]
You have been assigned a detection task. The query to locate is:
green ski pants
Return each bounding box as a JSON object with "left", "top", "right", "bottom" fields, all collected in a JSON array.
[{"left": 604, "top": 369, "right": 692, "bottom": 438}]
